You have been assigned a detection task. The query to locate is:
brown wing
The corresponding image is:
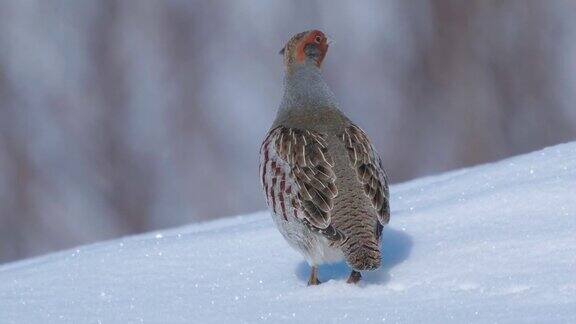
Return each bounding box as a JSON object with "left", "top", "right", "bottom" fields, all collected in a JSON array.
[
  {"left": 341, "top": 124, "right": 390, "bottom": 225},
  {"left": 260, "top": 126, "right": 338, "bottom": 230}
]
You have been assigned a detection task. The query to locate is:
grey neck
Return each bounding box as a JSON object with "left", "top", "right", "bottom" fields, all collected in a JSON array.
[{"left": 277, "top": 62, "right": 339, "bottom": 119}]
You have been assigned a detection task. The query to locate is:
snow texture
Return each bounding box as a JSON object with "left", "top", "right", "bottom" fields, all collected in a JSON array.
[{"left": 1, "top": 142, "right": 575, "bottom": 323}]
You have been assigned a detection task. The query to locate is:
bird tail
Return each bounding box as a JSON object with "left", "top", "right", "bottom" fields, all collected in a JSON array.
[{"left": 343, "top": 235, "right": 381, "bottom": 271}]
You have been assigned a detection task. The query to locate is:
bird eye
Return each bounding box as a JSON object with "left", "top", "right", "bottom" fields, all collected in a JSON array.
[{"left": 315, "top": 35, "right": 323, "bottom": 43}]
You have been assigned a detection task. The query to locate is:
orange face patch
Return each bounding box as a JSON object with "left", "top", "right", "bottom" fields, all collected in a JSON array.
[{"left": 294, "top": 30, "right": 329, "bottom": 67}]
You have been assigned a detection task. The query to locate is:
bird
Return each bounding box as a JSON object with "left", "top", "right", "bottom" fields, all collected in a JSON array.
[{"left": 259, "top": 30, "right": 390, "bottom": 285}]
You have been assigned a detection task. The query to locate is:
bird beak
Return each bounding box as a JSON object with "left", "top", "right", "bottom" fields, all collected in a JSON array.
[{"left": 279, "top": 46, "right": 285, "bottom": 55}]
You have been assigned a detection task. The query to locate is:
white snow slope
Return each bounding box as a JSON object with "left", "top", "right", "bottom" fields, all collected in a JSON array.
[{"left": 1, "top": 143, "right": 576, "bottom": 323}]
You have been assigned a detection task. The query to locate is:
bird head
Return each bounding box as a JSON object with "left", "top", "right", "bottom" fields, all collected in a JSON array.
[{"left": 280, "top": 30, "right": 330, "bottom": 70}]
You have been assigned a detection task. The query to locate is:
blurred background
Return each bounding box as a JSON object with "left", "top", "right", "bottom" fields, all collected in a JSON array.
[{"left": 1, "top": 0, "right": 576, "bottom": 263}]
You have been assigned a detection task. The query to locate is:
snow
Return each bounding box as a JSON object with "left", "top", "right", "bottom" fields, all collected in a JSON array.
[{"left": 1, "top": 142, "right": 576, "bottom": 323}]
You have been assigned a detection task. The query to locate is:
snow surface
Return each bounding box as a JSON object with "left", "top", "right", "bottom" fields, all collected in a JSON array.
[{"left": 1, "top": 142, "right": 576, "bottom": 323}]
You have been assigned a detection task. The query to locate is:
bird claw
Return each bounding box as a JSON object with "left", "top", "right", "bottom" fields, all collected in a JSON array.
[{"left": 307, "top": 277, "right": 322, "bottom": 286}]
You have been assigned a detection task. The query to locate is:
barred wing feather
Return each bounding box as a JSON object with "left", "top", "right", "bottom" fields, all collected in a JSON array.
[
  {"left": 260, "top": 126, "right": 338, "bottom": 230},
  {"left": 341, "top": 125, "right": 390, "bottom": 225}
]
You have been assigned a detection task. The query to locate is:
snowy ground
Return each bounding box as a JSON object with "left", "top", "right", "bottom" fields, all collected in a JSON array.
[{"left": 1, "top": 142, "right": 575, "bottom": 323}]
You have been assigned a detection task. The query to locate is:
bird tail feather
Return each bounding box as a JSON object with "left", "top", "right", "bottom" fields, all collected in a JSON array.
[{"left": 343, "top": 237, "right": 381, "bottom": 271}]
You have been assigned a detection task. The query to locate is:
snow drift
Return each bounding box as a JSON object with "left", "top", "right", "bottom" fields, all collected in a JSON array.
[{"left": 1, "top": 142, "right": 575, "bottom": 323}]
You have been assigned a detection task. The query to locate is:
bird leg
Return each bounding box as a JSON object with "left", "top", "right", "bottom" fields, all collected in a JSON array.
[
  {"left": 307, "top": 266, "right": 321, "bottom": 286},
  {"left": 346, "top": 270, "right": 362, "bottom": 284}
]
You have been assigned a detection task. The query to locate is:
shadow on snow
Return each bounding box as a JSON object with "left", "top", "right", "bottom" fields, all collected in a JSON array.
[{"left": 295, "top": 226, "right": 413, "bottom": 285}]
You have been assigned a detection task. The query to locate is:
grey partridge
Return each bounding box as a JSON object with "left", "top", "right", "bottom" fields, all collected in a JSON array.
[{"left": 259, "top": 30, "right": 390, "bottom": 285}]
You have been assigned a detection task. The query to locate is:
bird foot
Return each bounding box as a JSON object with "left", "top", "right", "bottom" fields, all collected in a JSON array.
[
  {"left": 308, "top": 277, "right": 322, "bottom": 286},
  {"left": 307, "top": 266, "right": 322, "bottom": 286},
  {"left": 346, "top": 270, "right": 362, "bottom": 284}
]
